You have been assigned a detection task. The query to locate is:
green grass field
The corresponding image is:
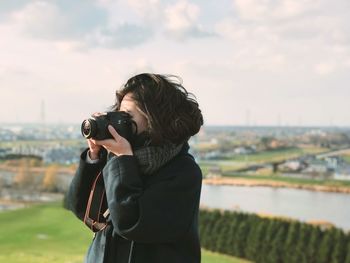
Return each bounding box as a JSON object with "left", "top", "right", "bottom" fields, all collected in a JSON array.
[
  {"left": 0, "top": 139, "right": 84, "bottom": 149},
  {"left": 0, "top": 202, "right": 249, "bottom": 263},
  {"left": 213, "top": 147, "right": 327, "bottom": 163},
  {"left": 343, "top": 155, "right": 350, "bottom": 164},
  {"left": 225, "top": 147, "right": 304, "bottom": 163},
  {"left": 199, "top": 146, "right": 330, "bottom": 174}
]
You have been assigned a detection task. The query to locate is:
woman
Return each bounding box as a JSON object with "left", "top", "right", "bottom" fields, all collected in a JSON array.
[{"left": 67, "top": 73, "right": 203, "bottom": 263}]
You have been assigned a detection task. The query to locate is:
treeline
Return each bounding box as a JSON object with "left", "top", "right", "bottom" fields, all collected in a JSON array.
[
  {"left": 0, "top": 154, "right": 42, "bottom": 161},
  {"left": 1, "top": 158, "right": 61, "bottom": 192},
  {"left": 199, "top": 209, "right": 350, "bottom": 263}
]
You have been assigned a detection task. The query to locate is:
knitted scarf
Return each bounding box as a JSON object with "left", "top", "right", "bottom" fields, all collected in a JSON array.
[
  {"left": 107, "top": 142, "right": 184, "bottom": 175},
  {"left": 133, "top": 142, "right": 184, "bottom": 175}
]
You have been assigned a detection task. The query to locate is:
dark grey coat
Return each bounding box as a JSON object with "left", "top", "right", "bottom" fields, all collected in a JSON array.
[{"left": 67, "top": 143, "right": 202, "bottom": 263}]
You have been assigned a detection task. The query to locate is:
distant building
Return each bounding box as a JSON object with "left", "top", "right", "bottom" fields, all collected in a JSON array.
[
  {"left": 324, "top": 156, "right": 342, "bottom": 170},
  {"left": 333, "top": 164, "right": 350, "bottom": 181},
  {"left": 303, "top": 159, "right": 329, "bottom": 173},
  {"left": 0, "top": 129, "right": 17, "bottom": 141},
  {"left": 234, "top": 146, "right": 256, "bottom": 155},
  {"left": 0, "top": 148, "right": 9, "bottom": 158},
  {"left": 206, "top": 166, "right": 222, "bottom": 178},
  {"left": 279, "top": 160, "right": 306, "bottom": 172},
  {"left": 43, "top": 147, "right": 80, "bottom": 164}
]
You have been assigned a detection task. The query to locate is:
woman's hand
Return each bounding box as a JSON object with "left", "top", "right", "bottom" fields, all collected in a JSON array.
[
  {"left": 86, "top": 112, "right": 104, "bottom": 160},
  {"left": 91, "top": 125, "right": 133, "bottom": 156},
  {"left": 87, "top": 139, "right": 102, "bottom": 160}
]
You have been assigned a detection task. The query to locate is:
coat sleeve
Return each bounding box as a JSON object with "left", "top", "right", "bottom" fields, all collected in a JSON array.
[
  {"left": 102, "top": 154, "right": 202, "bottom": 243},
  {"left": 66, "top": 148, "right": 107, "bottom": 221}
]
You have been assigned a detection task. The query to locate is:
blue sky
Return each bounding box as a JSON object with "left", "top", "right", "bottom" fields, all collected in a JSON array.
[{"left": 0, "top": 0, "right": 349, "bottom": 126}]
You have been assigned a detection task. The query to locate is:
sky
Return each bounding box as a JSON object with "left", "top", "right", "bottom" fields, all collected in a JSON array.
[{"left": 0, "top": 0, "right": 349, "bottom": 126}]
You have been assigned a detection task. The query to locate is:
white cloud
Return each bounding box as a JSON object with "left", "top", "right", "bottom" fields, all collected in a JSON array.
[
  {"left": 6, "top": 0, "right": 154, "bottom": 49},
  {"left": 344, "top": 59, "right": 350, "bottom": 68},
  {"left": 164, "top": 0, "right": 212, "bottom": 40},
  {"left": 54, "top": 40, "right": 87, "bottom": 53},
  {"left": 215, "top": 18, "right": 279, "bottom": 43},
  {"left": 125, "top": 0, "right": 163, "bottom": 24},
  {"left": 215, "top": 19, "right": 286, "bottom": 72},
  {"left": 215, "top": 0, "right": 350, "bottom": 74},
  {"left": 1, "top": 0, "right": 350, "bottom": 125},
  {"left": 273, "top": 0, "right": 318, "bottom": 18},
  {"left": 233, "top": 0, "right": 320, "bottom": 21},
  {"left": 314, "top": 62, "right": 336, "bottom": 75},
  {"left": 128, "top": 58, "right": 155, "bottom": 76},
  {"left": 233, "top": 0, "right": 268, "bottom": 20},
  {"left": 9, "top": 1, "right": 70, "bottom": 40},
  {"left": 85, "top": 23, "right": 153, "bottom": 48},
  {"left": 3, "top": 0, "right": 214, "bottom": 49},
  {"left": 165, "top": 0, "right": 199, "bottom": 32}
]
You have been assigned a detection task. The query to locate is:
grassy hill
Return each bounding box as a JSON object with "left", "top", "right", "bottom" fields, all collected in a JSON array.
[{"left": 0, "top": 201, "right": 249, "bottom": 263}]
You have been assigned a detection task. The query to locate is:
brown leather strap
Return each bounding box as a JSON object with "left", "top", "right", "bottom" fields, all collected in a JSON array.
[{"left": 84, "top": 172, "right": 108, "bottom": 232}]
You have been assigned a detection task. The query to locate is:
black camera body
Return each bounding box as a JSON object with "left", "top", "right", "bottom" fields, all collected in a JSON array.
[{"left": 81, "top": 111, "right": 136, "bottom": 141}]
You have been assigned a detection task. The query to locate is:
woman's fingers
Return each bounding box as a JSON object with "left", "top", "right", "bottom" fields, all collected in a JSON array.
[
  {"left": 92, "top": 112, "right": 104, "bottom": 117},
  {"left": 108, "top": 125, "right": 122, "bottom": 141},
  {"left": 87, "top": 139, "right": 101, "bottom": 151},
  {"left": 90, "top": 126, "right": 133, "bottom": 156},
  {"left": 90, "top": 139, "right": 108, "bottom": 146}
]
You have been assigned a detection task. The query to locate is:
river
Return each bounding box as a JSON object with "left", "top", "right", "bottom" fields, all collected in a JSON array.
[
  {"left": 200, "top": 184, "right": 350, "bottom": 231},
  {"left": 2, "top": 170, "right": 350, "bottom": 231}
]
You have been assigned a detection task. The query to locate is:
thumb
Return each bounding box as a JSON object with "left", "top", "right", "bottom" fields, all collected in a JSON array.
[{"left": 108, "top": 125, "right": 122, "bottom": 140}]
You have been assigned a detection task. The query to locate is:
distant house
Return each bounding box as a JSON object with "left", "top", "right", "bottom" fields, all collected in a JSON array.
[
  {"left": 202, "top": 150, "right": 222, "bottom": 160},
  {"left": 279, "top": 160, "right": 306, "bottom": 172},
  {"left": 43, "top": 147, "right": 80, "bottom": 164},
  {"left": 269, "top": 139, "right": 286, "bottom": 149},
  {"left": 206, "top": 166, "right": 222, "bottom": 178},
  {"left": 324, "top": 156, "right": 342, "bottom": 170},
  {"left": 279, "top": 158, "right": 333, "bottom": 179},
  {"left": 333, "top": 164, "right": 350, "bottom": 181},
  {"left": 0, "top": 129, "right": 17, "bottom": 141},
  {"left": 233, "top": 146, "right": 255, "bottom": 155},
  {"left": 303, "top": 159, "right": 329, "bottom": 173},
  {"left": 0, "top": 148, "right": 8, "bottom": 158}
]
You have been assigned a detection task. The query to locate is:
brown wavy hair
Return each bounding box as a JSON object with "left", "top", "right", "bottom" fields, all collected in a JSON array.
[{"left": 112, "top": 73, "right": 203, "bottom": 145}]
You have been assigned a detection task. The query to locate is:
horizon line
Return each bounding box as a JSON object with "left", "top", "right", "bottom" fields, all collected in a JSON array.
[{"left": 1, "top": 122, "right": 350, "bottom": 129}]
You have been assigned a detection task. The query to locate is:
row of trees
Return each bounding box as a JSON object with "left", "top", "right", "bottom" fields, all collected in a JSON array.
[
  {"left": 199, "top": 209, "right": 350, "bottom": 263},
  {"left": 11, "top": 158, "right": 60, "bottom": 192}
]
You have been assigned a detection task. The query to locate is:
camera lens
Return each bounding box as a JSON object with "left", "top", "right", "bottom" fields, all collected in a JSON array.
[{"left": 81, "top": 119, "right": 97, "bottom": 139}]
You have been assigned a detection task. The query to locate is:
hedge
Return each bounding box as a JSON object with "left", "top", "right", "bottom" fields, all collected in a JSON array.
[{"left": 199, "top": 208, "right": 350, "bottom": 263}]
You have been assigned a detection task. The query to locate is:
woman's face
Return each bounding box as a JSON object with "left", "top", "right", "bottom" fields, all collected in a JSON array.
[{"left": 119, "top": 93, "right": 148, "bottom": 134}]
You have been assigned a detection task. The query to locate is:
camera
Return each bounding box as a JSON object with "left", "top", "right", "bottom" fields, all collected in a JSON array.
[{"left": 81, "top": 111, "right": 136, "bottom": 141}]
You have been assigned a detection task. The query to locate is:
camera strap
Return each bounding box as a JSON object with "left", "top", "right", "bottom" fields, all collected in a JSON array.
[{"left": 83, "top": 172, "right": 109, "bottom": 232}]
